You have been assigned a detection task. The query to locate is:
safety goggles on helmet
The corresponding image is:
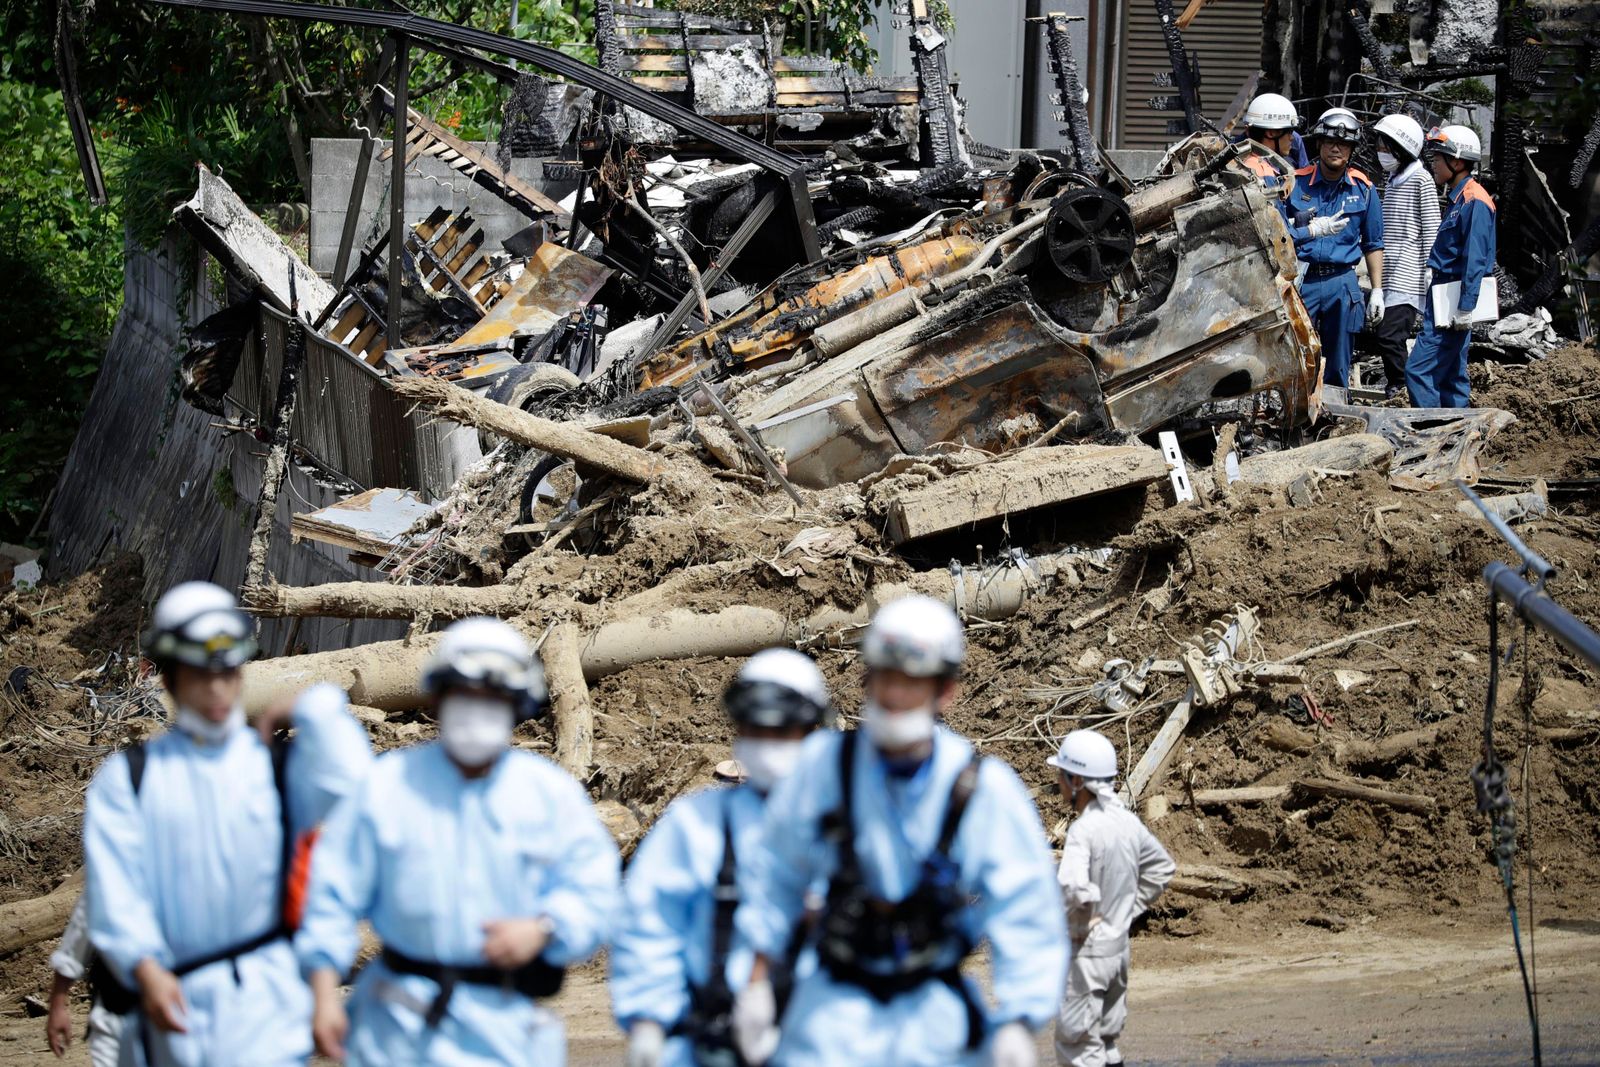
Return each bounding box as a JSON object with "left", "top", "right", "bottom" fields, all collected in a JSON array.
[
  {"left": 423, "top": 647, "right": 549, "bottom": 722},
  {"left": 723, "top": 678, "right": 833, "bottom": 730},
  {"left": 1312, "top": 114, "right": 1362, "bottom": 145},
  {"left": 144, "top": 606, "right": 258, "bottom": 672}
]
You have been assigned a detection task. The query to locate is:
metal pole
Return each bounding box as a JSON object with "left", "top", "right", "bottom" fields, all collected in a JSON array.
[
  {"left": 509, "top": 0, "right": 518, "bottom": 70},
  {"left": 387, "top": 34, "right": 410, "bottom": 354},
  {"left": 332, "top": 36, "right": 395, "bottom": 287},
  {"left": 693, "top": 378, "right": 806, "bottom": 508}
]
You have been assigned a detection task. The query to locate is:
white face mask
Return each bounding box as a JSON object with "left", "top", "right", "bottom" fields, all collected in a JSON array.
[
  {"left": 176, "top": 704, "right": 245, "bottom": 746},
  {"left": 732, "top": 737, "right": 804, "bottom": 793},
  {"left": 860, "top": 698, "right": 936, "bottom": 751},
  {"left": 1378, "top": 150, "right": 1399, "bottom": 173},
  {"left": 438, "top": 694, "right": 515, "bottom": 768}
]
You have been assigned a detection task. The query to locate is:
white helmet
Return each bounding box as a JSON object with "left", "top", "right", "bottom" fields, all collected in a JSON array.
[
  {"left": 724, "top": 648, "right": 834, "bottom": 729},
  {"left": 1047, "top": 729, "right": 1117, "bottom": 779},
  {"left": 144, "top": 581, "right": 257, "bottom": 671},
  {"left": 861, "top": 595, "right": 965, "bottom": 678},
  {"left": 1244, "top": 93, "right": 1298, "bottom": 132},
  {"left": 1373, "top": 113, "right": 1424, "bottom": 158},
  {"left": 1311, "top": 107, "right": 1363, "bottom": 145},
  {"left": 422, "top": 617, "right": 549, "bottom": 720},
  {"left": 1428, "top": 123, "right": 1482, "bottom": 162}
]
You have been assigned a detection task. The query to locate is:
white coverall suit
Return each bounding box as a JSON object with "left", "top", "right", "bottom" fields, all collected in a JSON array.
[
  {"left": 84, "top": 684, "right": 373, "bottom": 1067},
  {"left": 296, "top": 741, "right": 622, "bottom": 1067},
  {"left": 1054, "top": 783, "right": 1175, "bottom": 1067},
  {"left": 737, "top": 727, "right": 1068, "bottom": 1067},
  {"left": 51, "top": 893, "right": 126, "bottom": 1067}
]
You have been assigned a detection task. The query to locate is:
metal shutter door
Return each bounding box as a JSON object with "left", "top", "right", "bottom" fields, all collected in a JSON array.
[{"left": 1115, "top": 0, "right": 1264, "bottom": 149}]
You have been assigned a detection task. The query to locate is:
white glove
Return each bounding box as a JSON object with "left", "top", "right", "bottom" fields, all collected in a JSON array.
[
  {"left": 732, "top": 978, "right": 780, "bottom": 1066},
  {"left": 1306, "top": 210, "right": 1350, "bottom": 239},
  {"left": 1448, "top": 311, "right": 1476, "bottom": 330},
  {"left": 1366, "top": 288, "right": 1385, "bottom": 325},
  {"left": 626, "top": 1020, "right": 666, "bottom": 1067},
  {"left": 989, "top": 1020, "right": 1037, "bottom": 1067}
]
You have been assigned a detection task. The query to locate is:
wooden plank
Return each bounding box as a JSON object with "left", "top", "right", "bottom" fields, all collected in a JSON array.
[
  {"left": 615, "top": 5, "right": 751, "bottom": 31},
  {"left": 620, "top": 32, "right": 764, "bottom": 51},
  {"left": 772, "top": 55, "right": 843, "bottom": 74},
  {"left": 413, "top": 205, "right": 451, "bottom": 243},
  {"left": 443, "top": 229, "right": 484, "bottom": 282},
  {"left": 376, "top": 87, "right": 570, "bottom": 223},
  {"left": 775, "top": 90, "right": 918, "bottom": 108},
  {"left": 619, "top": 52, "right": 690, "bottom": 72},
  {"left": 885, "top": 444, "right": 1168, "bottom": 544},
  {"left": 350, "top": 321, "right": 383, "bottom": 364},
  {"left": 1124, "top": 694, "right": 1194, "bottom": 804},
  {"left": 623, "top": 75, "right": 689, "bottom": 92},
  {"left": 331, "top": 303, "right": 365, "bottom": 343}
]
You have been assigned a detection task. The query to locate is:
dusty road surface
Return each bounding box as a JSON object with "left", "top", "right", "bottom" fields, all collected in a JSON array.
[{"left": 2, "top": 916, "right": 1595, "bottom": 1065}]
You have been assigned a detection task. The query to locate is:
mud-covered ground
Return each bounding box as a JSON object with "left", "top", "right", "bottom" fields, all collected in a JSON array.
[{"left": 4, "top": 346, "right": 1600, "bottom": 1060}]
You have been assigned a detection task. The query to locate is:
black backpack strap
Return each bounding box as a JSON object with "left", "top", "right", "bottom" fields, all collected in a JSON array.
[
  {"left": 823, "top": 729, "right": 860, "bottom": 854},
  {"left": 125, "top": 741, "right": 147, "bottom": 796},
  {"left": 706, "top": 790, "right": 739, "bottom": 994},
  {"left": 934, "top": 753, "right": 983, "bottom": 858},
  {"left": 270, "top": 734, "right": 294, "bottom": 929}
]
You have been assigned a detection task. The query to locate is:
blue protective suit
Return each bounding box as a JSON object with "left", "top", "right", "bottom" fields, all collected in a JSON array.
[
  {"left": 1406, "top": 174, "right": 1497, "bottom": 408},
  {"left": 1287, "top": 163, "right": 1385, "bottom": 388},
  {"left": 84, "top": 684, "right": 373, "bottom": 1067},
  {"left": 295, "top": 741, "right": 621, "bottom": 1067},
  {"left": 612, "top": 782, "right": 794, "bottom": 1066},
  {"left": 736, "top": 727, "right": 1067, "bottom": 1067}
]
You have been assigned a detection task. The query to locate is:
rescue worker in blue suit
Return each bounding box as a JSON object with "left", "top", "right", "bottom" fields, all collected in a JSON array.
[
  {"left": 83, "top": 581, "right": 373, "bottom": 1067},
  {"left": 612, "top": 648, "right": 835, "bottom": 1067},
  {"left": 1287, "top": 107, "right": 1386, "bottom": 388},
  {"left": 732, "top": 596, "right": 1068, "bottom": 1067},
  {"left": 298, "top": 616, "right": 621, "bottom": 1067},
  {"left": 1406, "top": 125, "right": 1497, "bottom": 408}
]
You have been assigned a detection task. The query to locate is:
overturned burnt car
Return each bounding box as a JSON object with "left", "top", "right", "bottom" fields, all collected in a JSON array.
[{"left": 637, "top": 140, "right": 1321, "bottom": 487}]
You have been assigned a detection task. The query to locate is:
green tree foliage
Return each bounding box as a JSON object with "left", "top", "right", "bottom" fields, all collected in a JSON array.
[{"left": 0, "top": 77, "right": 122, "bottom": 544}]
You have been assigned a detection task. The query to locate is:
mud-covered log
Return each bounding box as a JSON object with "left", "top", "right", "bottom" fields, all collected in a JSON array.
[
  {"left": 390, "top": 376, "right": 665, "bottom": 483},
  {"left": 1180, "top": 785, "right": 1292, "bottom": 806},
  {"left": 0, "top": 869, "right": 83, "bottom": 958},
  {"left": 243, "top": 549, "right": 1086, "bottom": 713},
  {"left": 1295, "top": 776, "right": 1436, "bottom": 815},
  {"left": 243, "top": 580, "right": 529, "bottom": 620},
  {"left": 1235, "top": 433, "right": 1394, "bottom": 488},
  {"left": 1167, "top": 863, "right": 1296, "bottom": 901},
  {"left": 545, "top": 622, "right": 594, "bottom": 777},
  {"left": 1255, "top": 719, "right": 1448, "bottom": 768}
]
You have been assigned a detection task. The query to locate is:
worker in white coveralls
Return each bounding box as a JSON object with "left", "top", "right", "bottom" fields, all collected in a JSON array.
[
  {"left": 1050, "top": 731, "right": 1175, "bottom": 1067},
  {"left": 45, "top": 892, "right": 125, "bottom": 1066},
  {"left": 298, "top": 616, "right": 621, "bottom": 1066},
  {"left": 612, "top": 648, "right": 835, "bottom": 1067},
  {"left": 83, "top": 581, "right": 373, "bottom": 1067},
  {"left": 732, "top": 595, "right": 1068, "bottom": 1067}
]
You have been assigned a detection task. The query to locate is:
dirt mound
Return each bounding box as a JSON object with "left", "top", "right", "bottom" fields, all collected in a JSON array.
[
  {"left": 7, "top": 349, "right": 1600, "bottom": 1005},
  {"left": 1476, "top": 343, "right": 1600, "bottom": 480},
  {"left": 0, "top": 552, "right": 150, "bottom": 993}
]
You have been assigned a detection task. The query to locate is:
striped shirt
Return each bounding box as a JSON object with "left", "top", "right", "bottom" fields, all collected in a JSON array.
[{"left": 1381, "top": 161, "right": 1442, "bottom": 310}]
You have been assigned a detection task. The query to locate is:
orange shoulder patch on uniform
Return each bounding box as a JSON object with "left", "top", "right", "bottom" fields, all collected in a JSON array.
[
  {"left": 1348, "top": 168, "right": 1373, "bottom": 186},
  {"left": 1295, "top": 165, "right": 1316, "bottom": 177},
  {"left": 1460, "top": 179, "right": 1496, "bottom": 210}
]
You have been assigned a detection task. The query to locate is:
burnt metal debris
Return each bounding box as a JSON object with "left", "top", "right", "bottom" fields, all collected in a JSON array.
[{"left": 68, "top": 0, "right": 1581, "bottom": 590}]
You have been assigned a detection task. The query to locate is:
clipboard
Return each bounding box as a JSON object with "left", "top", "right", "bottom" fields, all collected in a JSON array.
[{"left": 1431, "top": 277, "right": 1499, "bottom": 325}]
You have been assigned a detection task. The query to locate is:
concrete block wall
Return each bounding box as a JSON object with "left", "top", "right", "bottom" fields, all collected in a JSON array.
[{"left": 308, "top": 138, "right": 574, "bottom": 276}]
